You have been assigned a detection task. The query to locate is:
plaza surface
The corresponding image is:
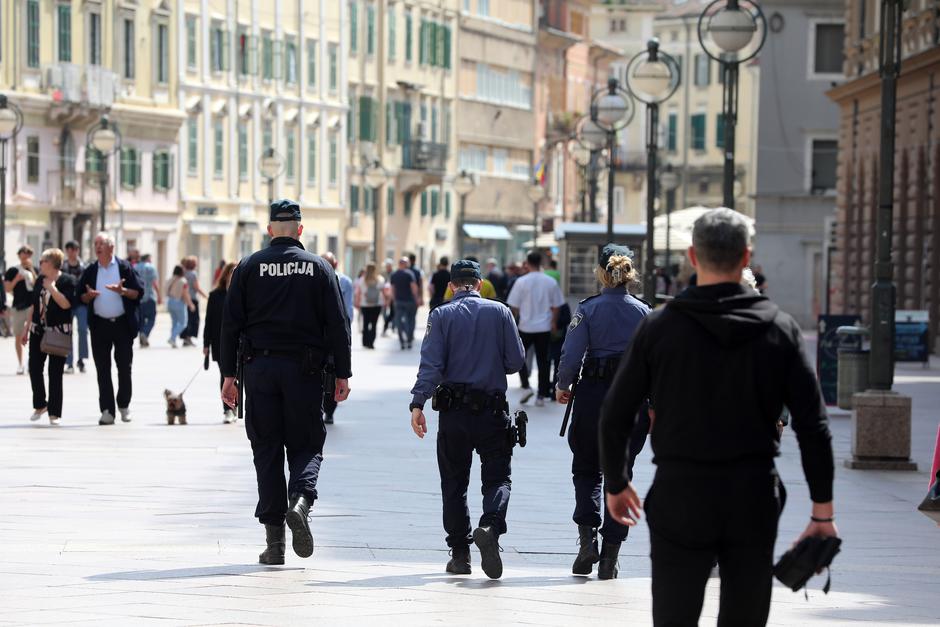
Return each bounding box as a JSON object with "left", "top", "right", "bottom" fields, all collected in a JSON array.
[{"left": 0, "top": 312, "right": 937, "bottom": 626}]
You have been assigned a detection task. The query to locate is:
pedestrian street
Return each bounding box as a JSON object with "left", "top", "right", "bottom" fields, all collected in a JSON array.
[{"left": 0, "top": 312, "right": 936, "bottom": 625}]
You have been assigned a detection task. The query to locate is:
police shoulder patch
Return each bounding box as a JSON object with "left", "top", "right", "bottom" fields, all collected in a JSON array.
[{"left": 568, "top": 312, "right": 584, "bottom": 331}]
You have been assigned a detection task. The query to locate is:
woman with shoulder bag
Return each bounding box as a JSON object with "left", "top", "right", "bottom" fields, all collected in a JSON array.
[{"left": 22, "top": 248, "right": 74, "bottom": 425}]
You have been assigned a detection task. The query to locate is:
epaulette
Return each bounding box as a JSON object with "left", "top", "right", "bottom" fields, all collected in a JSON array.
[{"left": 579, "top": 293, "right": 601, "bottom": 305}]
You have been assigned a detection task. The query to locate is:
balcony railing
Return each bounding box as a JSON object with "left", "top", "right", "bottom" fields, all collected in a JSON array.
[
  {"left": 402, "top": 140, "right": 448, "bottom": 173},
  {"left": 43, "top": 63, "right": 119, "bottom": 108}
]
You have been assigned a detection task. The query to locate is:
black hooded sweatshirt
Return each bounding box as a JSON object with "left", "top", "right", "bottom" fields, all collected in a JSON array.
[{"left": 599, "top": 282, "right": 834, "bottom": 503}]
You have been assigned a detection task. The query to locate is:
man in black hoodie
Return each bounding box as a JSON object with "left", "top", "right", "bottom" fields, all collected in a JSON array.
[{"left": 599, "top": 209, "right": 838, "bottom": 626}]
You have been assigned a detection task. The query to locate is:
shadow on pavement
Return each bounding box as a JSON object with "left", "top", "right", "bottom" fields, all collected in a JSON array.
[
  {"left": 306, "top": 572, "right": 594, "bottom": 590},
  {"left": 87, "top": 564, "right": 303, "bottom": 581}
]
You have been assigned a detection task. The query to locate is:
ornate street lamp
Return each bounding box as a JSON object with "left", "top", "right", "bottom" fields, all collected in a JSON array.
[
  {"left": 0, "top": 95, "right": 23, "bottom": 273},
  {"left": 527, "top": 181, "right": 547, "bottom": 250},
  {"left": 86, "top": 115, "right": 122, "bottom": 231},
  {"left": 567, "top": 139, "right": 592, "bottom": 222},
  {"left": 362, "top": 159, "right": 389, "bottom": 261},
  {"left": 698, "top": 0, "right": 766, "bottom": 209},
  {"left": 589, "top": 78, "right": 634, "bottom": 243},
  {"left": 626, "top": 38, "right": 680, "bottom": 304},
  {"left": 258, "top": 147, "right": 285, "bottom": 206},
  {"left": 453, "top": 170, "right": 477, "bottom": 258}
]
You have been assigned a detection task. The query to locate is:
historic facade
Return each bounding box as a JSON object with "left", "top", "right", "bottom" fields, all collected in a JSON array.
[{"left": 828, "top": 0, "right": 940, "bottom": 344}]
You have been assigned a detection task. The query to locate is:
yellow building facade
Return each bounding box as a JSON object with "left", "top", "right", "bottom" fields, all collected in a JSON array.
[
  {"left": 0, "top": 0, "right": 185, "bottom": 277},
  {"left": 177, "top": 0, "right": 347, "bottom": 287}
]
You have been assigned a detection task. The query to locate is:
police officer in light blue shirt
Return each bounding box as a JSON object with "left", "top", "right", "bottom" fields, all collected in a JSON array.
[
  {"left": 556, "top": 244, "right": 651, "bottom": 580},
  {"left": 409, "top": 259, "right": 526, "bottom": 580}
]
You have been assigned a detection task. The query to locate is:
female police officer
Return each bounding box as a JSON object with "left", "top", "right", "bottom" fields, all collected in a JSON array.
[{"left": 555, "top": 244, "right": 650, "bottom": 580}]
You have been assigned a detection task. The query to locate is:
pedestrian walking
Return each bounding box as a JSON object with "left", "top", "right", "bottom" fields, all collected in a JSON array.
[
  {"left": 486, "top": 258, "right": 507, "bottom": 300},
  {"left": 204, "top": 261, "right": 237, "bottom": 424},
  {"left": 179, "top": 256, "right": 206, "bottom": 347},
  {"left": 136, "top": 254, "right": 161, "bottom": 348},
  {"left": 600, "top": 209, "right": 838, "bottom": 626},
  {"left": 382, "top": 258, "right": 396, "bottom": 336},
  {"left": 79, "top": 233, "right": 143, "bottom": 426},
  {"left": 166, "top": 266, "right": 195, "bottom": 348},
  {"left": 221, "top": 199, "right": 351, "bottom": 566},
  {"left": 4, "top": 245, "right": 37, "bottom": 375},
  {"left": 408, "top": 253, "right": 425, "bottom": 309},
  {"left": 322, "top": 252, "right": 354, "bottom": 322},
  {"left": 506, "top": 251, "right": 565, "bottom": 406},
  {"left": 389, "top": 257, "right": 419, "bottom": 349},
  {"left": 23, "top": 248, "right": 73, "bottom": 425},
  {"left": 409, "top": 259, "right": 526, "bottom": 579},
  {"left": 429, "top": 257, "right": 450, "bottom": 309},
  {"left": 353, "top": 262, "right": 386, "bottom": 349},
  {"left": 555, "top": 245, "right": 651, "bottom": 580},
  {"left": 62, "top": 241, "right": 88, "bottom": 373}
]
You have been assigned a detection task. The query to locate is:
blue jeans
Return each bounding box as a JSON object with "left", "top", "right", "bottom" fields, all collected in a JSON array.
[
  {"left": 167, "top": 298, "right": 188, "bottom": 342},
  {"left": 394, "top": 300, "right": 417, "bottom": 345},
  {"left": 66, "top": 304, "right": 89, "bottom": 368},
  {"left": 139, "top": 299, "right": 157, "bottom": 338}
]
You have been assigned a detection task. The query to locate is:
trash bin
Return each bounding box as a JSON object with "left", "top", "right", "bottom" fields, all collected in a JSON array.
[{"left": 837, "top": 349, "right": 870, "bottom": 410}]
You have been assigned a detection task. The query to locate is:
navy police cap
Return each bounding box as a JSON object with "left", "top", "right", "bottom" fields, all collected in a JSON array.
[
  {"left": 270, "top": 199, "right": 302, "bottom": 222},
  {"left": 599, "top": 243, "right": 632, "bottom": 268},
  {"left": 450, "top": 259, "right": 482, "bottom": 281}
]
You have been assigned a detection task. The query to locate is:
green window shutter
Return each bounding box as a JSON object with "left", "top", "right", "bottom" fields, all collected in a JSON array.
[
  {"left": 443, "top": 26, "right": 451, "bottom": 70},
  {"left": 667, "top": 114, "right": 677, "bottom": 152},
  {"left": 388, "top": 8, "right": 396, "bottom": 60},
  {"left": 152, "top": 153, "right": 158, "bottom": 189},
  {"left": 430, "top": 189, "right": 439, "bottom": 217},
  {"left": 404, "top": 191, "right": 412, "bottom": 215},
  {"left": 429, "top": 22, "right": 438, "bottom": 67},
  {"left": 27, "top": 1, "right": 40, "bottom": 68},
  {"left": 405, "top": 14, "right": 413, "bottom": 62},
  {"left": 367, "top": 4, "right": 375, "bottom": 55},
  {"left": 419, "top": 20, "right": 426, "bottom": 64},
  {"left": 350, "top": 185, "right": 360, "bottom": 212},
  {"left": 444, "top": 191, "right": 451, "bottom": 219},
  {"left": 716, "top": 114, "right": 726, "bottom": 149},
  {"left": 420, "top": 190, "right": 428, "bottom": 216},
  {"left": 222, "top": 29, "right": 231, "bottom": 71},
  {"left": 691, "top": 114, "right": 706, "bottom": 150},
  {"left": 273, "top": 40, "right": 283, "bottom": 79},
  {"left": 386, "top": 102, "right": 393, "bottom": 144},
  {"left": 350, "top": 3, "right": 358, "bottom": 53},
  {"left": 58, "top": 5, "right": 71, "bottom": 62},
  {"left": 387, "top": 186, "right": 395, "bottom": 215},
  {"left": 307, "top": 136, "right": 317, "bottom": 183},
  {"left": 364, "top": 186, "right": 373, "bottom": 214},
  {"left": 359, "top": 96, "right": 371, "bottom": 141}
]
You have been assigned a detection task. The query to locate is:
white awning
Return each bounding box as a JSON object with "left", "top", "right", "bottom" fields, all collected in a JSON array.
[
  {"left": 463, "top": 223, "right": 513, "bottom": 241},
  {"left": 284, "top": 108, "right": 299, "bottom": 124},
  {"left": 238, "top": 103, "right": 253, "bottom": 119},
  {"left": 211, "top": 99, "right": 228, "bottom": 116},
  {"left": 185, "top": 96, "right": 202, "bottom": 113},
  {"left": 328, "top": 115, "right": 342, "bottom": 130},
  {"left": 306, "top": 111, "right": 320, "bottom": 127}
]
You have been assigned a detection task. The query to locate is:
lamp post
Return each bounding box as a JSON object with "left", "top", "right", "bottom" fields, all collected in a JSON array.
[
  {"left": 575, "top": 116, "right": 612, "bottom": 225},
  {"left": 0, "top": 95, "right": 23, "bottom": 274},
  {"left": 567, "top": 139, "right": 592, "bottom": 222},
  {"left": 362, "top": 159, "right": 389, "bottom": 262},
  {"left": 453, "top": 170, "right": 477, "bottom": 258},
  {"left": 626, "top": 38, "right": 681, "bottom": 304},
  {"left": 660, "top": 164, "right": 680, "bottom": 277},
  {"left": 697, "top": 0, "right": 766, "bottom": 209},
  {"left": 527, "top": 181, "right": 546, "bottom": 250},
  {"left": 258, "top": 147, "right": 285, "bottom": 206},
  {"left": 590, "top": 78, "right": 635, "bottom": 243},
  {"left": 86, "top": 115, "right": 122, "bottom": 231}
]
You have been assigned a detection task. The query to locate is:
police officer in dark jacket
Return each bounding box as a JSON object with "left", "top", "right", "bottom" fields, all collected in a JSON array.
[
  {"left": 599, "top": 209, "right": 838, "bottom": 626},
  {"left": 556, "top": 244, "right": 650, "bottom": 580},
  {"left": 410, "top": 260, "right": 526, "bottom": 579},
  {"left": 221, "top": 200, "right": 352, "bottom": 566}
]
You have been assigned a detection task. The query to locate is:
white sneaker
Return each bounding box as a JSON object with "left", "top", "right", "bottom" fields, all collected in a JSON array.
[
  {"left": 64, "top": 366, "right": 75, "bottom": 375},
  {"left": 49, "top": 415, "right": 60, "bottom": 425},
  {"left": 535, "top": 397, "right": 546, "bottom": 408},
  {"left": 99, "top": 410, "right": 115, "bottom": 426},
  {"left": 29, "top": 408, "right": 47, "bottom": 422},
  {"left": 119, "top": 407, "right": 131, "bottom": 423},
  {"left": 223, "top": 410, "right": 236, "bottom": 424},
  {"left": 16, "top": 366, "right": 25, "bottom": 375},
  {"left": 168, "top": 339, "right": 178, "bottom": 348}
]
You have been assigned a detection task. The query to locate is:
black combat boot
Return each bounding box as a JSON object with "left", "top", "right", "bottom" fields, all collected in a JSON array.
[
  {"left": 472, "top": 526, "right": 503, "bottom": 580},
  {"left": 259, "top": 524, "right": 286, "bottom": 565},
  {"left": 286, "top": 493, "right": 315, "bottom": 558},
  {"left": 446, "top": 545, "right": 471, "bottom": 575},
  {"left": 597, "top": 540, "right": 621, "bottom": 580},
  {"left": 572, "top": 525, "right": 600, "bottom": 575}
]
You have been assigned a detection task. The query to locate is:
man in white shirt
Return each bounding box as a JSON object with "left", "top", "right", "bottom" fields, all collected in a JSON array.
[
  {"left": 79, "top": 233, "right": 143, "bottom": 426},
  {"left": 506, "top": 251, "right": 565, "bottom": 406}
]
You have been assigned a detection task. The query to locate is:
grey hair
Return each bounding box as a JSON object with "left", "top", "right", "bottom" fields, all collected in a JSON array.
[
  {"left": 691, "top": 209, "right": 750, "bottom": 273},
  {"left": 95, "top": 232, "right": 115, "bottom": 247}
]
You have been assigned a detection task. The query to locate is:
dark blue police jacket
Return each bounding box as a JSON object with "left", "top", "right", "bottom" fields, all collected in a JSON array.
[
  {"left": 219, "top": 237, "right": 352, "bottom": 379},
  {"left": 411, "top": 290, "right": 526, "bottom": 409},
  {"left": 78, "top": 257, "right": 143, "bottom": 337}
]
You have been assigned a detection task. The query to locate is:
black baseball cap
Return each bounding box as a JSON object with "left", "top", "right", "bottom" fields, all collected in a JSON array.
[
  {"left": 270, "top": 199, "right": 302, "bottom": 222},
  {"left": 450, "top": 259, "right": 482, "bottom": 281},
  {"left": 599, "top": 243, "right": 632, "bottom": 268}
]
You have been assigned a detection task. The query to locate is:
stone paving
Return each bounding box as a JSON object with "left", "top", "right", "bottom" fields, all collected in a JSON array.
[{"left": 0, "top": 312, "right": 938, "bottom": 625}]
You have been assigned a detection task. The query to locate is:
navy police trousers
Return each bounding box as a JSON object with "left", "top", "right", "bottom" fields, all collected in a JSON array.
[
  {"left": 567, "top": 377, "right": 649, "bottom": 543},
  {"left": 244, "top": 355, "right": 326, "bottom": 526},
  {"left": 437, "top": 407, "right": 512, "bottom": 548}
]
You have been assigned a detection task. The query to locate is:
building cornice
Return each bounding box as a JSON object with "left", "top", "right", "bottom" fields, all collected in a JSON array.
[{"left": 827, "top": 46, "right": 940, "bottom": 104}]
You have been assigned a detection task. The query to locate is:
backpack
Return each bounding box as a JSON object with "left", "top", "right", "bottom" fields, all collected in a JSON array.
[{"left": 365, "top": 282, "right": 381, "bottom": 306}]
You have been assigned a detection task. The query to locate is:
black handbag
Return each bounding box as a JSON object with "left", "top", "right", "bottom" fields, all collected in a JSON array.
[{"left": 773, "top": 536, "right": 842, "bottom": 595}]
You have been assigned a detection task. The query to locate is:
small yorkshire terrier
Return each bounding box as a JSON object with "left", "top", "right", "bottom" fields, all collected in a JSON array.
[{"left": 164, "top": 389, "right": 188, "bottom": 425}]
